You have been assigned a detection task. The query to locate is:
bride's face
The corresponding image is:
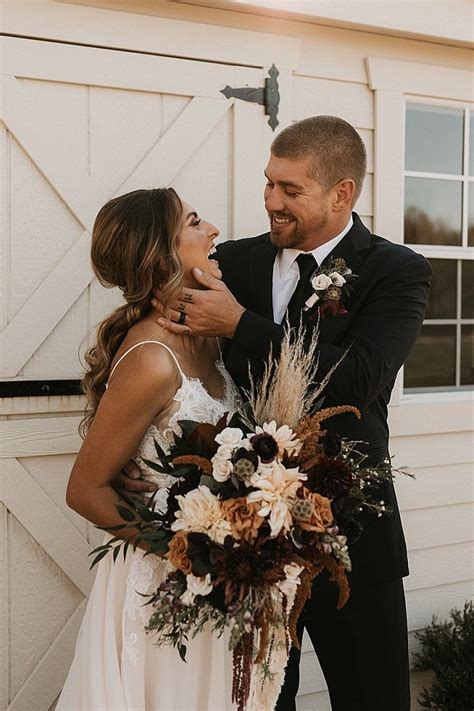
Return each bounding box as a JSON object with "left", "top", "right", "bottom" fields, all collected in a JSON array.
[{"left": 177, "top": 201, "right": 222, "bottom": 286}]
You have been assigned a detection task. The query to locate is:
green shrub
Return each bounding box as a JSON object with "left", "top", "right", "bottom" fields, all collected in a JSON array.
[{"left": 413, "top": 600, "right": 474, "bottom": 710}]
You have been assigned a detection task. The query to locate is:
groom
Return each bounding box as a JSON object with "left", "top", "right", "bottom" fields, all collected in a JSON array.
[{"left": 123, "top": 115, "right": 431, "bottom": 709}]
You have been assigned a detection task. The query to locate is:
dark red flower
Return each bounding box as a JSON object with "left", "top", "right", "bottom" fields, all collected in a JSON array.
[
  {"left": 305, "top": 456, "right": 352, "bottom": 498},
  {"left": 250, "top": 433, "right": 279, "bottom": 463},
  {"left": 308, "top": 300, "right": 347, "bottom": 321},
  {"left": 321, "top": 432, "right": 342, "bottom": 457}
]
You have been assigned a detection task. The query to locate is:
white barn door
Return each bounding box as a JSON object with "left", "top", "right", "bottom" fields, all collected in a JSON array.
[{"left": 0, "top": 35, "right": 275, "bottom": 710}]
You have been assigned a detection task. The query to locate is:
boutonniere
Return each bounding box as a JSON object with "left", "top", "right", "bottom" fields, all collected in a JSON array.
[{"left": 304, "top": 257, "right": 358, "bottom": 320}]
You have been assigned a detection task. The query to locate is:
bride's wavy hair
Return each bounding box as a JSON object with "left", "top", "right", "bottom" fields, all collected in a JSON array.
[{"left": 81, "top": 187, "right": 183, "bottom": 435}]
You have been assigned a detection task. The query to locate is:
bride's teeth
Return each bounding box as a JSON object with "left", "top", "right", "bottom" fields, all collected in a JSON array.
[{"left": 208, "top": 245, "right": 217, "bottom": 256}]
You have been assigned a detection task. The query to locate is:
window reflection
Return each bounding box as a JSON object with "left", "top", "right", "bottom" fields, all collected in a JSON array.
[
  {"left": 470, "top": 113, "right": 474, "bottom": 177},
  {"left": 461, "top": 326, "right": 474, "bottom": 385},
  {"left": 469, "top": 183, "right": 474, "bottom": 247},
  {"left": 404, "top": 178, "right": 462, "bottom": 246},
  {"left": 406, "top": 104, "right": 463, "bottom": 175},
  {"left": 461, "top": 261, "right": 474, "bottom": 319},
  {"left": 426, "top": 259, "right": 457, "bottom": 320},
  {"left": 404, "top": 325, "right": 456, "bottom": 388}
]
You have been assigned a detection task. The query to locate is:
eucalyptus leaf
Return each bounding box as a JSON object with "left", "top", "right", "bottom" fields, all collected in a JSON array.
[
  {"left": 116, "top": 505, "right": 137, "bottom": 522},
  {"left": 89, "top": 548, "right": 110, "bottom": 569},
  {"left": 178, "top": 644, "right": 187, "bottom": 663}
]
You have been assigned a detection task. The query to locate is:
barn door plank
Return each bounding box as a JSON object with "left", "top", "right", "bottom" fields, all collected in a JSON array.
[
  {"left": 1, "top": 95, "right": 234, "bottom": 377},
  {"left": 7, "top": 601, "right": 87, "bottom": 711},
  {"left": 0, "top": 231, "right": 91, "bottom": 377},
  {"left": 0, "top": 459, "right": 93, "bottom": 596}
]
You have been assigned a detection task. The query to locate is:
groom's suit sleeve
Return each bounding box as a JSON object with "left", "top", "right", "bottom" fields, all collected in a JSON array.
[{"left": 232, "top": 253, "right": 431, "bottom": 410}]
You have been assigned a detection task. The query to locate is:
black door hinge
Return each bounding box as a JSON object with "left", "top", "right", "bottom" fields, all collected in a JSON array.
[{"left": 221, "top": 64, "right": 280, "bottom": 131}]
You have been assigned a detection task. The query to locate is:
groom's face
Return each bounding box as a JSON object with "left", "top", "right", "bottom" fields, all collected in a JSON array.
[{"left": 264, "top": 153, "right": 333, "bottom": 251}]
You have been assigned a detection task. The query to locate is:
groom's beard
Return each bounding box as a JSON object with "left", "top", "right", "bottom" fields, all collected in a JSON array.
[{"left": 269, "top": 208, "right": 329, "bottom": 249}]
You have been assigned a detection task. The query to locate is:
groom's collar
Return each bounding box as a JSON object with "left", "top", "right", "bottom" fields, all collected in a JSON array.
[{"left": 277, "top": 215, "right": 354, "bottom": 278}]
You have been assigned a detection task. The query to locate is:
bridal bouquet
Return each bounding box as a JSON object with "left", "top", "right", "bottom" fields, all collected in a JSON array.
[{"left": 92, "top": 331, "right": 400, "bottom": 710}]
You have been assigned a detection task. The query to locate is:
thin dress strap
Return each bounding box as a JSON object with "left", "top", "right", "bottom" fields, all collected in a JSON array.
[
  {"left": 216, "top": 337, "right": 223, "bottom": 361},
  {"left": 107, "top": 340, "right": 185, "bottom": 386}
]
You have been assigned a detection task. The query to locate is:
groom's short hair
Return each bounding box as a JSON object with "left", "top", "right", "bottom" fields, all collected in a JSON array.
[{"left": 271, "top": 115, "right": 367, "bottom": 203}]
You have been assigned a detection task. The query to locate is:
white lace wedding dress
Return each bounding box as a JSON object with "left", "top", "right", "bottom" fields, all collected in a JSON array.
[{"left": 57, "top": 341, "right": 242, "bottom": 711}]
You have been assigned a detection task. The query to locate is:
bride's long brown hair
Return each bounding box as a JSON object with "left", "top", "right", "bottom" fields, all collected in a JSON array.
[{"left": 81, "top": 187, "right": 183, "bottom": 434}]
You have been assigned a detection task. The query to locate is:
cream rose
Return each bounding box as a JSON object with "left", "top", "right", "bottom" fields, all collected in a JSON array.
[
  {"left": 215, "top": 427, "right": 245, "bottom": 447},
  {"left": 212, "top": 456, "right": 233, "bottom": 482},
  {"left": 186, "top": 573, "right": 213, "bottom": 597},
  {"left": 311, "top": 274, "right": 332, "bottom": 290},
  {"left": 329, "top": 272, "right": 346, "bottom": 287}
]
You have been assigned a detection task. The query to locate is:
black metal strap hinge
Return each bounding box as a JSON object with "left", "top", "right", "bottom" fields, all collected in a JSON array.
[{"left": 221, "top": 64, "right": 280, "bottom": 131}]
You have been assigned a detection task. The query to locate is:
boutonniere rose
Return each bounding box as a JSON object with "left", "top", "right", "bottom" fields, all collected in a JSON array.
[{"left": 304, "top": 257, "right": 357, "bottom": 320}]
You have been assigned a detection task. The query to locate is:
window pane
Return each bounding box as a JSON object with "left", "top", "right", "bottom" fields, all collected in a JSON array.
[
  {"left": 469, "top": 183, "right": 474, "bottom": 247},
  {"left": 426, "top": 259, "right": 457, "bottom": 319},
  {"left": 460, "top": 325, "right": 474, "bottom": 385},
  {"left": 470, "top": 113, "right": 474, "bottom": 177},
  {"left": 462, "top": 260, "right": 474, "bottom": 319},
  {"left": 406, "top": 104, "right": 463, "bottom": 175},
  {"left": 404, "top": 178, "right": 462, "bottom": 246},
  {"left": 404, "top": 325, "right": 456, "bottom": 388}
]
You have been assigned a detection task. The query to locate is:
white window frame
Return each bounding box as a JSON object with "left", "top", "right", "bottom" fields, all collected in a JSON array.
[{"left": 366, "top": 56, "right": 474, "bottom": 407}]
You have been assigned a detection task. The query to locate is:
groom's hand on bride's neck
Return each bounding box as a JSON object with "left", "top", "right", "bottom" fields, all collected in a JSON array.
[{"left": 151, "top": 268, "right": 245, "bottom": 339}]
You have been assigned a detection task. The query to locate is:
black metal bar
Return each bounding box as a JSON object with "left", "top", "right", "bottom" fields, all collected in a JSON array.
[{"left": 0, "top": 380, "right": 83, "bottom": 398}]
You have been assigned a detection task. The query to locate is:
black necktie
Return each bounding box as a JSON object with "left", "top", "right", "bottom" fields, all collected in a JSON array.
[{"left": 286, "top": 253, "right": 317, "bottom": 328}]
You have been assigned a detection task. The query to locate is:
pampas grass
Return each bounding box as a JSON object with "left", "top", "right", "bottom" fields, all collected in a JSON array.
[{"left": 243, "top": 322, "right": 347, "bottom": 430}]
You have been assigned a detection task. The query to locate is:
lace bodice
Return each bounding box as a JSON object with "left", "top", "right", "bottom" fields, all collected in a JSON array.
[{"left": 133, "top": 355, "right": 241, "bottom": 512}]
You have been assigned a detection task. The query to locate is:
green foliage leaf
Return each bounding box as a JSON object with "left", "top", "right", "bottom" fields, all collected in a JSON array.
[
  {"left": 116, "top": 505, "right": 136, "bottom": 522},
  {"left": 89, "top": 548, "right": 110, "bottom": 569},
  {"left": 178, "top": 644, "right": 187, "bottom": 663}
]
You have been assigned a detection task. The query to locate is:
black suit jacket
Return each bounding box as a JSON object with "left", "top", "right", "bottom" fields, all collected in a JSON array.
[{"left": 217, "top": 213, "right": 431, "bottom": 586}]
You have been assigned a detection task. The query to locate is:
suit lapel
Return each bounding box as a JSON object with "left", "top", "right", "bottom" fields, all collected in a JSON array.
[
  {"left": 317, "top": 214, "right": 371, "bottom": 341},
  {"left": 319, "top": 213, "right": 370, "bottom": 275},
  {"left": 249, "top": 235, "right": 277, "bottom": 320}
]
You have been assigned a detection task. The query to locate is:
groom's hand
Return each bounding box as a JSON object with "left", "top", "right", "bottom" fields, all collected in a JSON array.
[
  {"left": 152, "top": 268, "right": 245, "bottom": 338},
  {"left": 113, "top": 461, "right": 158, "bottom": 496}
]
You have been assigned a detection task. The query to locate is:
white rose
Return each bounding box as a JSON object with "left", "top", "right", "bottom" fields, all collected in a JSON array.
[
  {"left": 311, "top": 274, "right": 332, "bottom": 290},
  {"left": 186, "top": 573, "right": 213, "bottom": 597},
  {"left": 180, "top": 589, "right": 196, "bottom": 606},
  {"left": 214, "top": 427, "right": 244, "bottom": 447},
  {"left": 212, "top": 456, "right": 233, "bottom": 482},
  {"left": 329, "top": 272, "right": 346, "bottom": 287},
  {"left": 216, "top": 444, "right": 234, "bottom": 461},
  {"left": 277, "top": 564, "right": 304, "bottom": 598}
]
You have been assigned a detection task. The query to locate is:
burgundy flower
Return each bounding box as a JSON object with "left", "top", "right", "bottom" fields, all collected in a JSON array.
[
  {"left": 250, "top": 433, "right": 279, "bottom": 463},
  {"left": 305, "top": 456, "right": 352, "bottom": 498},
  {"left": 321, "top": 432, "right": 342, "bottom": 457},
  {"left": 320, "top": 300, "right": 348, "bottom": 319}
]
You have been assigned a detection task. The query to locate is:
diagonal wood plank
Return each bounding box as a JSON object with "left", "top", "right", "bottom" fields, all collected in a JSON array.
[
  {"left": 118, "top": 96, "right": 234, "bottom": 197},
  {"left": 0, "top": 458, "right": 93, "bottom": 596},
  {"left": 7, "top": 600, "right": 87, "bottom": 711},
  {"left": 0, "top": 75, "right": 92, "bottom": 230},
  {"left": 1, "top": 94, "right": 233, "bottom": 376},
  {"left": 0, "top": 231, "right": 91, "bottom": 377}
]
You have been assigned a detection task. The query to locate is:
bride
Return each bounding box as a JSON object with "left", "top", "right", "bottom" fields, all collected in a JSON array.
[{"left": 57, "top": 187, "right": 241, "bottom": 710}]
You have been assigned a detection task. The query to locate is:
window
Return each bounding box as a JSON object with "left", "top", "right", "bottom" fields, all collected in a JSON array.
[{"left": 403, "top": 103, "right": 474, "bottom": 391}]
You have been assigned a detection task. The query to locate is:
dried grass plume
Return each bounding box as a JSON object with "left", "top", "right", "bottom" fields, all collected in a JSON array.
[{"left": 244, "top": 323, "right": 346, "bottom": 430}]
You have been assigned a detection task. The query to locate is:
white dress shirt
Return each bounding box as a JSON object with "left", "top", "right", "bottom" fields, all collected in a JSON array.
[{"left": 272, "top": 216, "right": 354, "bottom": 324}]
